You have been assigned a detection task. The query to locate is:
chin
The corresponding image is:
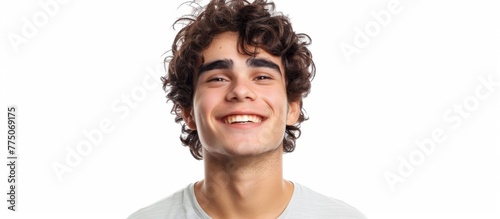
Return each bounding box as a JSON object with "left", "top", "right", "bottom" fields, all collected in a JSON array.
[
  {"left": 202, "top": 138, "right": 283, "bottom": 158},
  {"left": 227, "top": 142, "right": 282, "bottom": 157}
]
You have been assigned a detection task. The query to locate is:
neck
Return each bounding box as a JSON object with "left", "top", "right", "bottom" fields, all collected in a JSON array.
[{"left": 195, "top": 147, "right": 294, "bottom": 219}]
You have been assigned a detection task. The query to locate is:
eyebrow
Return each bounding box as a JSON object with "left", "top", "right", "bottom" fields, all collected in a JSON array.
[
  {"left": 198, "top": 59, "right": 234, "bottom": 75},
  {"left": 198, "top": 58, "right": 281, "bottom": 76},
  {"left": 246, "top": 58, "right": 281, "bottom": 75}
]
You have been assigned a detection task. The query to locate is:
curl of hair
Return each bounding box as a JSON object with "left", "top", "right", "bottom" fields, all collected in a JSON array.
[{"left": 162, "top": 0, "right": 315, "bottom": 160}]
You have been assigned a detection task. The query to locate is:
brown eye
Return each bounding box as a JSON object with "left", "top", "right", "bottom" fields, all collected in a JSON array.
[
  {"left": 208, "top": 77, "right": 226, "bottom": 82},
  {"left": 255, "top": 75, "right": 272, "bottom": 80}
]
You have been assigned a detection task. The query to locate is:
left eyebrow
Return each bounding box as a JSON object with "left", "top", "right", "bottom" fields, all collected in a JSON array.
[{"left": 246, "top": 58, "right": 281, "bottom": 75}]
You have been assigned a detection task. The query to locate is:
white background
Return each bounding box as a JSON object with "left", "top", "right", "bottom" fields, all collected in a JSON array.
[{"left": 1, "top": 0, "right": 499, "bottom": 218}]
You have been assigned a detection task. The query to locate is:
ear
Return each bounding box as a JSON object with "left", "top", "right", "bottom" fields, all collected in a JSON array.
[
  {"left": 286, "top": 100, "right": 301, "bottom": 126},
  {"left": 181, "top": 108, "right": 197, "bottom": 130}
]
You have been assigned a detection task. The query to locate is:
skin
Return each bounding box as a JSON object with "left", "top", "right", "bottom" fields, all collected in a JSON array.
[{"left": 182, "top": 31, "right": 301, "bottom": 218}]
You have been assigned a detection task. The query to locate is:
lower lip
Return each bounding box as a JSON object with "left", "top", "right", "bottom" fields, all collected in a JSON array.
[{"left": 220, "top": 120, "right": 264, "bottom": 129}]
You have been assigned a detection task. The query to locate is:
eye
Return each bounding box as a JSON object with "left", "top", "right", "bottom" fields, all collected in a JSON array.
[
  {"left": 207, "top": 77, "right": 227, "bottom": 82},
  {"left": 255, "top": 75, "right": 272, "bottom": 80}
]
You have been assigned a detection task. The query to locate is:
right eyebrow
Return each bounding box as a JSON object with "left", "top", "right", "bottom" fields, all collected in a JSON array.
[{"left": 198, "top": 59, "right": 234, "bottom": 75}]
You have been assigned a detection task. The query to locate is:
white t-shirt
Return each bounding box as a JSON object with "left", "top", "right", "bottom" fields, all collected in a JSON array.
[{"left": 128, "top": 182, "right": 367, "bottom": 219}]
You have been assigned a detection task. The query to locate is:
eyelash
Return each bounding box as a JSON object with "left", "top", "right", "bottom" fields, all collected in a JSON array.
[
  {"left": 207, "top": 77, "right": 226, "bottom": 82},
  {"left": 206, "top": 75, "right": 273, "bottom": 83},
  {"left": 255, "top": 75, "right": 272, "bottom": 80}
]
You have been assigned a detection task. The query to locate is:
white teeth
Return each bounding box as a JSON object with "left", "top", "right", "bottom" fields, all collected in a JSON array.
[{"left": 225, "top": 115, "right": 262, "bottom": 124}]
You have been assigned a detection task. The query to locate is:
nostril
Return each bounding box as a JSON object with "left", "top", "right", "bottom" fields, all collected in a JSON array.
[{"left": 225, "top": 81, "right": 256, "bottom": 101}]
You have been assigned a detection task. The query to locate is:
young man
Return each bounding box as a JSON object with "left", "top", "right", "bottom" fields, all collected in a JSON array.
[{"left": 129, "top": 0, "right": 366, "bottom": 218}]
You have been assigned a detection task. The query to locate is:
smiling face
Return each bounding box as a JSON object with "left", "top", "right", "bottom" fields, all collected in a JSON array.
[{"left": 183, "top": 32, "right": 300, "bottom": 158}]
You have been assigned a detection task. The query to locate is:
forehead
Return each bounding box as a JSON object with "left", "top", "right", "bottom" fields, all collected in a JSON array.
[{"left": 202, "top": 32, "right": 283, "bottom": 69}]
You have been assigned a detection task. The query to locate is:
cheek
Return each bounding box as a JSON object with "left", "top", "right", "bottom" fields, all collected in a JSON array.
[
  {"left": 265, "top": 89, "right": 288, "bottom": 112},
  {"left": 262, "top": 93, "right": 289, "bottom": 125},
  {"left": 193, "top": 91, "right": 218, "bottom": 125},
  {"left": 192, "top": 92, "right": 203, "bottom": 122}
]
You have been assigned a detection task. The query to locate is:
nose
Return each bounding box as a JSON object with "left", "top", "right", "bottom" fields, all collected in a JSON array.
[{"left": 225, "top": 77, "right": 256, "bottom": 102}]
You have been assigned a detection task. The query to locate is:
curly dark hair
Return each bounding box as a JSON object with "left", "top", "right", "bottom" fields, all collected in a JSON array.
[{"left": 162, "top": 0, "right": 315, "bottom": 160}]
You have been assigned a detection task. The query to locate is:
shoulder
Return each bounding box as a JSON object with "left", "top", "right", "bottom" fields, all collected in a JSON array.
[
  {"left": 283, "top": 183, "right": 368, "bottom": 219},
  {"left": 127, "top": 184, "right": 197, "bottom": 219}
]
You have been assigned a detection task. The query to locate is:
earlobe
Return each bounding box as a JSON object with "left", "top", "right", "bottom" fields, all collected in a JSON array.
[
  {"left": 182, "top": 108, "right": 197, "bottom": 130},
  {"left": 286, "top": 101, "right": 301, "bottom": 126}
]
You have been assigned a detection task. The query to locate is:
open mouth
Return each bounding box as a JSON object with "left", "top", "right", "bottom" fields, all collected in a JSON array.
[{"left": 224, "top": 115, "right": 263, "bottom": 124}]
